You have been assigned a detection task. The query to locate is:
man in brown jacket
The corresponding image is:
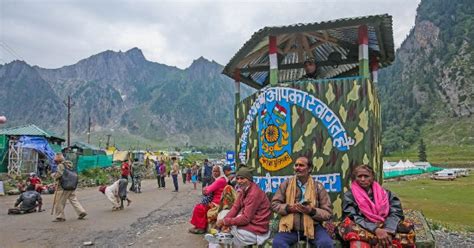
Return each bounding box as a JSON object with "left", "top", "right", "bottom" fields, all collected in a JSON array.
[
  {"left": 51, "top": 153, "right": 87, "bottom": 222},
  {"left": 271, "top": 156, "right": 334, "bottom": 248}
]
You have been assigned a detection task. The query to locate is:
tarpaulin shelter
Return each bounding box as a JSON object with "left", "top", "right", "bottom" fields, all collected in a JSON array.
[{"left": 0, "top": 124, "right": 64, "bottom": 174}]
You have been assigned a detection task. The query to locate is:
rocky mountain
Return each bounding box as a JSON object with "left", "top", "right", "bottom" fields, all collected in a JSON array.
[
  {"left": 379, "top": 0, "right": 473, "bottom": 154},
  {"left": 1, "top": 48, "right": 251, "bottom": 147}
]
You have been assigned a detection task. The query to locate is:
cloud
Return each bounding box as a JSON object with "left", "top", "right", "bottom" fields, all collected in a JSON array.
[{"left": 0, "top": 0, "right": 420, "bottom": 69}]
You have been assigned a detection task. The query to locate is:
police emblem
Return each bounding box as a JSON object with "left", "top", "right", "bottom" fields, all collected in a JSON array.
[{"left": 258, "top": 101, "right": 292, "bottom": 171}]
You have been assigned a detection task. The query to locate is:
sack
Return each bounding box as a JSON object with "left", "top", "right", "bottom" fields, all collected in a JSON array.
[{"left": 60, "top": 167, "right": 78, "bottom": 190}]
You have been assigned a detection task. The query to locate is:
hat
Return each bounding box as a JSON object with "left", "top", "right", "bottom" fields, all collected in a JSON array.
[
  {"left": 303, "top": 57, "right": 316, "bottom": 65},
  {"left": 222, "top": 165, "right": 232, "bottom": 172},
  {"left": 29, "top": 172, "right": 36, "bottom": 177},
  {"left": 98, "top": 185, "right": 106, "bottom": 193},
  {"left": 236, "top": 167, "right": 253, "bottom": 181}
]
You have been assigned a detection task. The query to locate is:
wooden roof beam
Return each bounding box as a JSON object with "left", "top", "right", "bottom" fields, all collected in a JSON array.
[{"left": 240, "top": 57, "right": 359, "bottom": 73}]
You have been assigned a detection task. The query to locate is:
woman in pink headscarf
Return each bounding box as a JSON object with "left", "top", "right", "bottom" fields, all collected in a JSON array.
[{"left": 338, "top": 165, "right": 415, "bottom": 248}]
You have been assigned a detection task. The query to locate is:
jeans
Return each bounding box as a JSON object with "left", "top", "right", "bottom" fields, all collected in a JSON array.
[
  {"left": 160, "top": 176, "right": 166, "bottom": 188},
  {"left": 172, "top": 174, "right": 178, "bottom": 191},
  {"left": 272, "top": 224, "right": 334, "bottom": 248}
]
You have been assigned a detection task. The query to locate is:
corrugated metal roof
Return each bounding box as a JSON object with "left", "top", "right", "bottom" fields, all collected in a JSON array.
[
  {"left": 223, "top": 14, "right": 394, "bottom": 89},
  {"left": 0, "top": 124, "right": 65, "bottom": 141}
]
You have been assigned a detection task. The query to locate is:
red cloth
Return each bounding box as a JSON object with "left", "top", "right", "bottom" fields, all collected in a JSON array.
[
  {"left": 28, "top": 177, "right": 42, "bottom": 185},
  {"left": 190, "top": 203, "right": 209, "bottom": 230},
  {"left": 223, "top": 182, "right": 271, "bottom": 235},
  {"left": 203, "top": 177, "right": 227, "bottom": 204},
  {"left": 121, "top": 162, "right": 130, "bottom": 177},
  {"left": 351, "top": 181, "right": 389, "bottom": 223}
]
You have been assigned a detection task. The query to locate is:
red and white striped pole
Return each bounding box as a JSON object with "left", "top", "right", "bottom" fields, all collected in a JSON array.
[
  {"left": 269, "top": 35, "right": 278, "bottom": 86},
  {"left": 358, "top": 25, "right": 369, "bottom": 77},
  {"left": 233, "top": 69, "right": 241, "bottom": 103}
]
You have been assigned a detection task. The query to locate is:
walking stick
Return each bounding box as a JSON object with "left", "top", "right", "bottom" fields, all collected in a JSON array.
[{"left": 51, "top": 183, "right": 58, "bottom": 215}]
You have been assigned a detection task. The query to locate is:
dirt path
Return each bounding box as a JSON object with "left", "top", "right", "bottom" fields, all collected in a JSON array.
[{"left": 0, "top": 178, "right": 208, "bottom": 248}]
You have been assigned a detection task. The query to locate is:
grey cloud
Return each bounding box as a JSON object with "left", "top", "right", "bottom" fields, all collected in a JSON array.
[{"left": 0, "top": 0, "right": 420, "bottom": 69}]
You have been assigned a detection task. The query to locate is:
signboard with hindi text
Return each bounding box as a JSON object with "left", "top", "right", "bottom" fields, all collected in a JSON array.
[{"left": 235, "top": 77, "right": 382, "bottom": 218}]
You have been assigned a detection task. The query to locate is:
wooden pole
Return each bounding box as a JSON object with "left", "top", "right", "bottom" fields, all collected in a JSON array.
[
  {"left": 358, "top": 25, "right": 369, "bottom": 77},
  {"left": 269, "top": 35, "right": 278, "bottom": 86},
  {"left": 63, "top": 95, "right": 75, "bottom": 147},
  {"left": 87, "top": 116, "right": 91, "bottom": 144}
]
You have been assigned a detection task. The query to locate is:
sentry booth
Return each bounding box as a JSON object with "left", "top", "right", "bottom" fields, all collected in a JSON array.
[{"left": 223, "top": 15, "right": 393, "bottom": 219}]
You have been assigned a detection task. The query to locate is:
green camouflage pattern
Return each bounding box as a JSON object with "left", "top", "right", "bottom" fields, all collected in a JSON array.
[{"left": 234, "top": 77, "right": 382, "bottom": 218}]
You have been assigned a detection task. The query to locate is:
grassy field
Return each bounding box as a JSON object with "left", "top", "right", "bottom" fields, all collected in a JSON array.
[
  {"left": 384, "top": 116, "right": 474, "bottom": 168},
  {"left": 385, "top": 175, "right": 474, "bottom": 231},
  {"left": 384, "top": 145, "right": 474, "bottom": 168}
]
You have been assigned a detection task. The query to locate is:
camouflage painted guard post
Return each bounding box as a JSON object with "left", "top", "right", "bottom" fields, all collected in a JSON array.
[{"left": 222, "top": 14, "right": 435, "bottom": 247}]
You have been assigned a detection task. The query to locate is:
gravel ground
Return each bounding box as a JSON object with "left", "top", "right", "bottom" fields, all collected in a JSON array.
[{"left": 432, "top": 230, "right": 474, "bottom": 248}]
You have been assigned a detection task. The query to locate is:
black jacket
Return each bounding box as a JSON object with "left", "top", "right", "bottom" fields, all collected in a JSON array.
[{"left": 342, "top": 188, "right": 404, "bottom": 233}]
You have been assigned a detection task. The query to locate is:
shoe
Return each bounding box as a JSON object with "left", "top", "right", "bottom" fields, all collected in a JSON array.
[
  {"left": 52, "top": 218, "right": 66, "bottom": 222},
  {"left": 78, "top": 212, "right": 87, "bottom": 220},
  {"left": 172, "top": 190, "right": 178, "bottom": 192},
  {"left": 204, "top": 233, "right": 218, "bottom": 244}
]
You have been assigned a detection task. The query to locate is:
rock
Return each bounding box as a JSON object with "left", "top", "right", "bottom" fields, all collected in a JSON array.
[{"left": 83, "top": 241, "right": 93, "bottom": 246}]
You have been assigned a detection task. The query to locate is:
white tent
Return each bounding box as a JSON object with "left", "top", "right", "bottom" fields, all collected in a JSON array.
[
  {"left": 392, "top": 160, "right": 405, "bottom": 169},
  {"left": 404, "top": 159, "right": 416, "bottom": 168},
  {"left": 383, "top": 160, "right": 393, "bottom": 169}
]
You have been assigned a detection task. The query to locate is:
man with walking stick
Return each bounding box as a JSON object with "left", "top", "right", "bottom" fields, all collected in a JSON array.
[{"left": 51, "top": 153, "right": 87, "bottom": 222}]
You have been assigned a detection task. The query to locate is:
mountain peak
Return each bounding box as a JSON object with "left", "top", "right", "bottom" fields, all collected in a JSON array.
[
  {"left": 187, "top": 56, "right": 221, "bottom": 72},
  {"left": 125, "top": 47, "right": 146, "bottom": 63}
]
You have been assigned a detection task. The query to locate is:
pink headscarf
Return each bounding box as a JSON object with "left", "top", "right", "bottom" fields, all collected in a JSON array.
[{"left": 351, "top": 181, "right": 389, "bottom": 223}]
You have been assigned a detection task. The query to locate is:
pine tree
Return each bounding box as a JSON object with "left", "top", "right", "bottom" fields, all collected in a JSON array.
[{"left": 418, "top": 139, "right": 427, "bottom": 162}]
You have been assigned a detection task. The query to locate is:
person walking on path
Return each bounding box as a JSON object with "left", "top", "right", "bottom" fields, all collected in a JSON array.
[
  {"left": 51, "top": 153, "right": 87, "bottom": 222},
  {"left": 159, "top": 160, "right": 167, "bottom": 188},
  {"left": 182, "top": 164, "right": 187, "bottom": 184},
  {"left": 201, "top": 159, "right": 213, "bottom": 188},
  {"left": 121, "top": 160, "right": 130, "bottom": 180},
  {"left": 171, "top": 157, "right": 180, "bottom": 192},
  {"left": 155, "top": 159, "right": 162, "bottom": 189},
  {"left": 191, "top": 163, "right": 199, "bottom": 190}
]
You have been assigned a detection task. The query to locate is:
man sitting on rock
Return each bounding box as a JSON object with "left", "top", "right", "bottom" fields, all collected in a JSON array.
[
  {"left": 271, "top": 156, "right": 334, "bottom": 248},
  {"left": 210, "top": 167, "right": 272, "bottom": 247}
]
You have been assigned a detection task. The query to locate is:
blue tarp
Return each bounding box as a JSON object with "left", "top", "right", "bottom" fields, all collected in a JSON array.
[{"left": 17, "top": 136, "right": 58, "bottom": 172}]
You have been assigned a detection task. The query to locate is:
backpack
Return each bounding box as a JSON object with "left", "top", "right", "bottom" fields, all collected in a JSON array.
[{"left": 60, "top": 167, "right": 78, "bottom": 190}]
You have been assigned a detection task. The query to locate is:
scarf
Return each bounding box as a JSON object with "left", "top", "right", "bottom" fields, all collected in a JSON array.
[
  {"left": 279, "top": 176, "right": 316, "bottom": 239},
  {"left": 351, "top": 181, "right": 389, "bottom": 223}
]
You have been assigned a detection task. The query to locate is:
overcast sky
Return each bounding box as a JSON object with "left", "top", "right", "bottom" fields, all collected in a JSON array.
[{"left": 0, "top": 0, "right": 421, "bottom": 69}]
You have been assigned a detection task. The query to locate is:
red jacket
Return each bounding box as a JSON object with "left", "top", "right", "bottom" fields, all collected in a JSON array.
[
  {"left": 223, "top": 182, "right": 271, "bottom": 235},
  {"left": 121, "top": 162, "right": 130, "bottom": 177}
]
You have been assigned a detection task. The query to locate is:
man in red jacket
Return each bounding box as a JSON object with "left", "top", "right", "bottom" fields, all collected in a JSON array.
[{"left": 215, "top": 167, "right": 271, "bottom": 247}]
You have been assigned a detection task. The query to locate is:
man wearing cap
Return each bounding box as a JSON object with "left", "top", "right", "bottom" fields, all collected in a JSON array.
[
  {"left": 301, "top": 58, "right": 318, "bottom": 79},
  {"left": 214, "top": 167, "right": 272, "bottom": 247},
  {"left": 51, "top": 153, "right": 87, "bottom": 222},
  {"left": 271, "top": 156, "right": 334, "bottom": 248}
]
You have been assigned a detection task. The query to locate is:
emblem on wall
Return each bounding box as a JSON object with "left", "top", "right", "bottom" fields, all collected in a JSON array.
[
  {"left": 238, "top": 87, "right": 354, "bottom": 168},
  {"left": 258, "top": 102, "right": 292, "bottom": 171}
]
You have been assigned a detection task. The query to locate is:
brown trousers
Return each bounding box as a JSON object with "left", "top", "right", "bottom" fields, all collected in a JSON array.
[{"left": 54, "top": 189, "right": 86, "bottom": 219}]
